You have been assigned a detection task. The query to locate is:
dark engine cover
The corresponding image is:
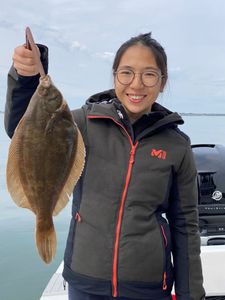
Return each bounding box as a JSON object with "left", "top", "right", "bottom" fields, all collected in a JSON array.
[{"left": 192, "top": 144, "right": 225, "bottom": 240}]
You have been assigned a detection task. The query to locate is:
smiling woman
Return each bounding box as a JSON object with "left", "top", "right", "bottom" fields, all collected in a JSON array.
[
  {"left": 113, "top": 44, "right": 165, "bottom": 121},
  {"left": 4, "top": 31, "right": 205, "bottom": 300}
]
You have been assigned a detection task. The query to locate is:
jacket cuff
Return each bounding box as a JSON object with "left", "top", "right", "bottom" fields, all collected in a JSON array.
[{"left": 37, "top": 43, "right": 48, "bottom": 75}]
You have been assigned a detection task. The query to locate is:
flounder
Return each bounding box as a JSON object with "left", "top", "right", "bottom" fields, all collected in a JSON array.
[{"left": 6, "top": 28, "right": 85, "bottom": 264}]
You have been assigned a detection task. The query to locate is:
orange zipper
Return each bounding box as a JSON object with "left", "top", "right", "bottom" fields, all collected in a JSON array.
[
  {"left": 160, "top": 225, "right": 168, "bottom": 290},
  {"left": 112, "top": 143, "right": 138, "bottom": 297},
  {"left": 87, "top": 115, "right": 138, "bottom": 297}
]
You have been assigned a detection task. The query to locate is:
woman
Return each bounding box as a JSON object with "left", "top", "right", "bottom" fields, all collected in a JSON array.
[{"left": 5, "top": 32, "right": 205, "bottom": 300}]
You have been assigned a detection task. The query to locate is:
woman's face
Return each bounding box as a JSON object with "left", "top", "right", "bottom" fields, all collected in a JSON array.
[{"left": 114, "top": 44, "right": 165, "bottom": 121}]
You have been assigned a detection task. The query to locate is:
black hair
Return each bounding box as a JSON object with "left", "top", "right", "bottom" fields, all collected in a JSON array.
[{"left": 112, "top": 32, "right": 168, "bottom": 85}]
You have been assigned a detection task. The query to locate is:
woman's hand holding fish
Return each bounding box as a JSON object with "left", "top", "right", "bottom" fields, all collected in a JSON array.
[{"left": 13, "top": 44, "right": 40, "bottom": 76}]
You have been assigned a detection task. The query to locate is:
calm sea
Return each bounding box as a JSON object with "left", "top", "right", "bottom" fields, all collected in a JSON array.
[{"left": 0, "top": 112, "right": 225, "bottom": 300}]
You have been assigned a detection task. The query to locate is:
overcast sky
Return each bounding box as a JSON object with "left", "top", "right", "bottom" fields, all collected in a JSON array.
[{"left": 1, "top": 0, "right": 225, "bottom": 113}]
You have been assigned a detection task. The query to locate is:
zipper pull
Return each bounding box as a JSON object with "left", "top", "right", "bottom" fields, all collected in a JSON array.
[
  {"left": 63, "top": 279, "right": 67, "bottom": 290},
  {"left": 130, "top": 149, "right": 135, "bottom": 164},
  {"left": 130, "top": 143, "right": 138, "bottom": 164},
  {"left": 75, "top": 212, "right": 82, "bottom": 222},
  {"left": 163, "top": 271, "right": 167, "bottom": 290}
]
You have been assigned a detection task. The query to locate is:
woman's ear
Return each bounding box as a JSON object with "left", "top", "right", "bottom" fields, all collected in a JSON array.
[
  {"left": 160, "top": 77, "right": 167, "bottom": 92},
  {"left": 160, "top": 83, "right": 164, "bottom": 93},
  {"left": 113, "top": 74, "right": 117, "bottom": 88}
]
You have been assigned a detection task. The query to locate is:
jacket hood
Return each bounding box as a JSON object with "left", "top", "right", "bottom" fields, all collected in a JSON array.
[
  {"left": 86, "top": 88, "right": 183, "bottom": 124},
  {"left": 86, "top": 89, "right": 116, "bottom": 105}
]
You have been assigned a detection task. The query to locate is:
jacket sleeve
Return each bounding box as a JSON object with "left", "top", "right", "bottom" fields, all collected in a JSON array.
[
  {"left": 167, "top": 143, "right": 205, "bottom": 300},
  {"left": 4, "top": 44, "right": 48, "bottom": 138}
]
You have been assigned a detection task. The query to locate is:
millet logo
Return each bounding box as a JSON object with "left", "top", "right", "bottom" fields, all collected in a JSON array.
[{"left": 151, "top": 149, "right": 167, "bottom": 160}]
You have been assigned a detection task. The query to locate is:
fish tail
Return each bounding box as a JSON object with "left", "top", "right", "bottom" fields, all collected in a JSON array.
[{"left": 35, "top": 217, "right": 56, "bottom": 264}]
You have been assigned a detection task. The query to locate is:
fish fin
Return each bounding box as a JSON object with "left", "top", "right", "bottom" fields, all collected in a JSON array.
[
  {"left": 36, "top": 217, "right": 56, "bottom": 264},
  {"left": 6, "top": 120, "right": 34, "bottom": 212},
  {"left": 53, "top": 128, "right": 86, "bottom": 216}
]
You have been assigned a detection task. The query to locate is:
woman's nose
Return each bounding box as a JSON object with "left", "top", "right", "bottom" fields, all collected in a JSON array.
[{"left": 129, "top": 73, "right": 144, "bottom": 88}]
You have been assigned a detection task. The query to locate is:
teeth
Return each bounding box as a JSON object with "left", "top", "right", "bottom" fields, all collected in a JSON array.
[{"left": 130, "top": 95, "right": 143, "bottom": 99}]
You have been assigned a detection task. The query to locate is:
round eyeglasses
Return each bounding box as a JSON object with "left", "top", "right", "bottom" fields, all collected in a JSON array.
[{"left": 114, "top": 69, "right": 163, "bottom": 87}]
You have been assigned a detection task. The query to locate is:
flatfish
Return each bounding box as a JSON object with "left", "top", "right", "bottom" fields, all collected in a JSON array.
[{"left": 6, "top": 28, "right": 85, "bottom": 264}]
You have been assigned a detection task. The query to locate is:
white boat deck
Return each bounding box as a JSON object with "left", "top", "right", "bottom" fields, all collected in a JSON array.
[
  {"left": 40, "top": 244, "right": 225, "bottom": 299},
  {"left": 40, "top": 263, "right": 67, "bottom": 300}
]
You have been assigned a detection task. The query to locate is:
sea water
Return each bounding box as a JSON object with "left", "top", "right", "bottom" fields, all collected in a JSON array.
[{"left": 0, "top": 113, "right": 225, "bottom": 300}]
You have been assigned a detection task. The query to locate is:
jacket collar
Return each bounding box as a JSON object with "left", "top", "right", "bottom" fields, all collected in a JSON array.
[{"left": 85, "top": 89, "right": 184, "bottom": 138}]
